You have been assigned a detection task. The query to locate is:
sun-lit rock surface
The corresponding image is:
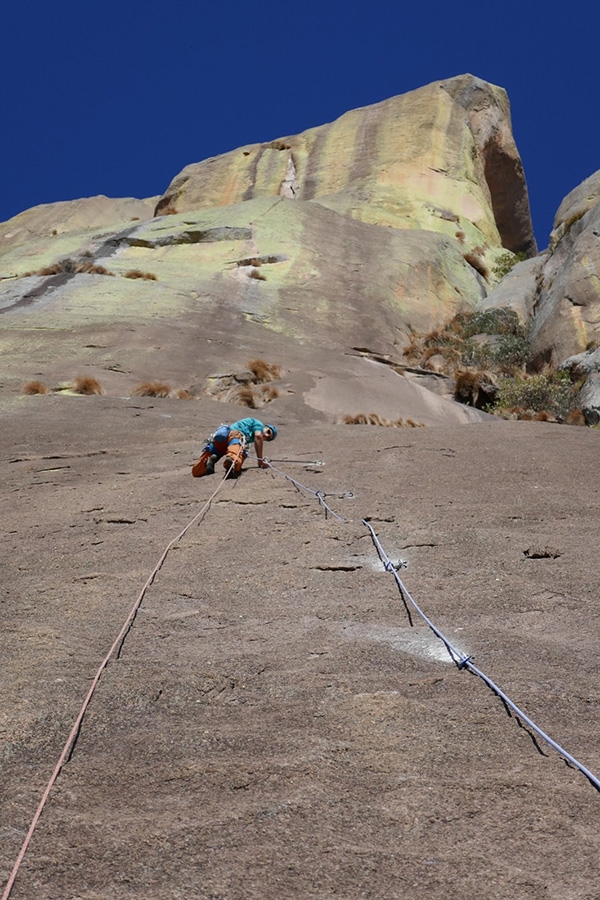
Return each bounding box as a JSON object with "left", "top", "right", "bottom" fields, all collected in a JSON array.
[
  {"left": 156, "top": 75, "right": 536, "bottom": 259},
  {"left": 3, "top": 79, "right": 600, "bottom": 900},
  {"left": 479, "top": 168, "right": 600, "bottom": 369},
  {"left": 0, "top": 195, "right": 491, "bottom": 425},
  {"left": 529, "top": 173, "right": 600, "bottom": 361},
  {"left": 0, "top": 75, "right": 537, "bottom": 425},
  {"left": 0, "top": 195, "right": 157, "bottom": 255}
]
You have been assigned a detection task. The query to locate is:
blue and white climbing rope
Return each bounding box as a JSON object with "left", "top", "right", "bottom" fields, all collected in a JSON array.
[{"left": 265, "top": 460, "right": 600, "bottom": 794}]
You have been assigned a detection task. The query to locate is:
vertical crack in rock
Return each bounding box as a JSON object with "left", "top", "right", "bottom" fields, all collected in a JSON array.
[
  {"left": 280, "top": 152, "right": 299, "bottom": 198},
  {"left": 441, "top": 75, "right": 537, "bottom": 258},
  {"left": 482, "top": 139, "right": 536, "bottom": 256}
]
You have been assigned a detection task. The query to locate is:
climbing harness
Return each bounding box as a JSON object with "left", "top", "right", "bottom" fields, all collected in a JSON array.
[
  {"left": 264, "top": 460, "right": 600, "bottom": 794},
  {"left": 206, "top": 423, "right": 231, "bottom": 455}
]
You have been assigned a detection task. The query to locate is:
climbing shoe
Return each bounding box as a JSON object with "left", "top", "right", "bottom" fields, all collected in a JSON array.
[
  {"left": 205, "top": 454, "right": 218, "bottom": 476},
  {"left": 223, "top": 458, "right": 239, "bottom": 477}
]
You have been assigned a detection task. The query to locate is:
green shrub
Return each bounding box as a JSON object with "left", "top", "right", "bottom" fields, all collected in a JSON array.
[
  {"left": 492, "top": 251, "right": 527, "bottom": 280},
  {"left": 493, "top": 334, "right": 531, "bottom": 371},
  {"left": 405, "top": 307, "right": 531, "bottom": 379},
  {"left": 459, "top": 333, "right": 529, "bottom": 372},
  {"left": 494, "top": 371, "right": 579, "bottom": 419},
  {"left": 460, "top": 307, "right": 527, "bottom": 339},
  {"left": 460, "top": 340, "right": 494, "bottom": 369}
]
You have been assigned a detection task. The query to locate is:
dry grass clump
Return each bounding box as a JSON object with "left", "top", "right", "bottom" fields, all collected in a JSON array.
[
  {"left": 499, "top": 405, "right": 587, "bottom": 426},
  {"left": 205, "top": 360, "right": 282, "bottom": 406},
  {"left": 248, "top": 269, "right": 267, "bottom": 281},
  {"left": 229, "top": 383, "right": 279, "bottom": 408},
  {"left": 237, "top": 257, "right": 263, "bottom": 267},
  {"left": 131, "top": 381, "right": 172, "bottom": 398},
  {"left": 24, "top": 263, "right": 62, "bottom": 277},
  {"left": 454, "top": 370, "right": 498, "bottom": 409},
  {"left": 23, "top": 380, "right": 49, "bottom": 395},
  {"left": 564, "top": 408, "right": 586, "bottom": 426},
  {"left": 232, "top": 386, "right": 257, "bottom": 408},
  {"left": 24, "top": 258, "right": 114, "bottom": 277},
  {"left": 84, "top": 263, "right": 114, "bottom": 276},
  {"left": 420, "top": 345, "right": 454, "bottom": 366},
  {"left": 124, "top": 270, "right": 157, "bottom": 281},
  {"left": 259, "top": 385, "right": 279, "bottom": 402},
  {"left": 463, "top": 246, "right": 490, "bottom": 279},
  {"left": 403, "top": 327, "right": 460, "bottom": 369},
  {"left": 342, "top": 413, "right": 425, "bottom": 428},
  {"left": 73, "top": 376, "right": 104, "bottom": 395},
  {"left": 246, "top": 359, "right": 282, "bottom": 383},
  {"left": 497, "top": 407, "right": 558, "bottom": 423}
]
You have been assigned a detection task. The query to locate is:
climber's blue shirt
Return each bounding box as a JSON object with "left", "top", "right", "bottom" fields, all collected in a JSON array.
[{"left": 229, "top": 417, "right": 264, "bottom": 445}]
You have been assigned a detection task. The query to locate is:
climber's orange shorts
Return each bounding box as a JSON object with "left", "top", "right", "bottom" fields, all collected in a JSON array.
[
  {"left": 224, "top": 434, "right": 246, "bottom": 472},
  {"left": 191, "top": 431, "right": 247, "bottom": 477}
]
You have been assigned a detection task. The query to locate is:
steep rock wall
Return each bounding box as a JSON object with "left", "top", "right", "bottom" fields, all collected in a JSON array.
[
  {"left": 0, "top": 76, "right": 537, "bottom": 425},
  {"left": 480, "top": 169, "right": 600, "bottom": 366},
  {"left": 156, "top": 75, "right": 536, "bottom": 259}
]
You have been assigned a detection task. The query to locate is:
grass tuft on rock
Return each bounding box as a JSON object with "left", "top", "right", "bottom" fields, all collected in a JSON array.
[
  {"left": 73, "top": 376, "right": 104, "bottom": 395},
  {"left": 24, "top": 258, "right": 115, "bottom": 277},
  {"left": 23, "top": 380, "right": 49, "bottom": 395},
  {"left": 124, "top": 270, "right": 158, "bottom": 281},
  {"left": 342, "top": 413, "right": 425, "bottom": 427},
  {"left": 246, "top": 359, "right": 282, "bottom": 383},
  {"left": 131, "top": 381, "right": 172, "bottom": 398}
]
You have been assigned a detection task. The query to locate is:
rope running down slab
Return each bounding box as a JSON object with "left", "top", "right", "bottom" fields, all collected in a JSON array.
[
  {"left": 264, "top": 459, "right": 600, "bottom": 794},
  {"left": 5, "top": 457, "right": 599, "bottom": 898},
  {"left": 2, "top": 468, "right": 235, "bottom": 900}
]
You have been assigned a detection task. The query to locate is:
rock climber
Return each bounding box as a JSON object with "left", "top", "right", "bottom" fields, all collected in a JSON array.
[{"left": 192, "top": 417, "right": 278, "bottom": 478}]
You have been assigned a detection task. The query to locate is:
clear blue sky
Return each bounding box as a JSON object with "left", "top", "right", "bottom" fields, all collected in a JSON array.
[{"left": 2, "top": 0, "right": 599, "bottom": 249}]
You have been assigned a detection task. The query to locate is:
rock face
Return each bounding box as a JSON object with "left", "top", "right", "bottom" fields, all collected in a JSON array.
[
  {"left": 157, "top": 75, "right": 536, "bottom": 258},
  {"left": 2, "top": 400, "right": 600, "bottom": 900},
  {"left": 560, "top": 346, "right": 600, "bottom": 424},
  {"left": 3, "top": 79, "right": 600, "bottom": 900},
  {"left": 0, "top": 195, "right": 157, "bottom": 257},
  {"left": 477, "top": 168, "right": 600, "bottom": 421},
  {"left": 529, "top": 172, "right": 600, "bottom": 362},
  {"left": 577, "top": 373, "right": 600, "bottom": 424},
  {"left": 474, "top": 255, "right": 545, "bottom": 323},
  {"left": 0, "top": 75, "right": 535, "bottom": 426},
  {"left": 481, "top": 169, "right": 600, "bottom": 364}
]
